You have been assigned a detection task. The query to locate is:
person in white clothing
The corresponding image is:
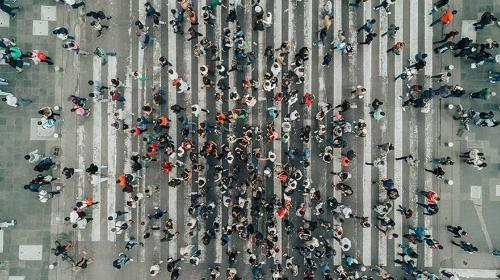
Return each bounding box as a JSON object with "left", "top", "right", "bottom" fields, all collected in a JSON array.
[
  {"left": 24, "top": 149, "right": 46, "bottom": 164},
  {"left": 149, "top": 261, "right": 163, "bottom": 276},
  {"left": 62, "top": 0, "right": 85, "bottom": 9},
  {"left": 0, "top": 91, "right": 32, "bottom": 107},
  {"left": 191, "top": 104, "right": 209, "bottom": 117},
  {"left": 262, "top": 12, "right": 273, "bottom": 27}
]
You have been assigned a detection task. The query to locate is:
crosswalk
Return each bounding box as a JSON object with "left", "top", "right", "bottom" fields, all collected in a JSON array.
[{"left": 56, "top": 0, "right": 443, "bottom": 274}]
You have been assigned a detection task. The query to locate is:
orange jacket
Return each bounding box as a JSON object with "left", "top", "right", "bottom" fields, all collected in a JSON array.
[
  {"left": 117, "top": 175, "right": 127, "bottom": 187},
  {"left": 440, "top": 9, "right": 454, "bottom": 25},
  {"left": 158, "top": 115, "right": 169, "bottom": 126}
]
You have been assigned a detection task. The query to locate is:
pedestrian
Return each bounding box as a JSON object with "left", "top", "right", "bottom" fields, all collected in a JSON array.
[
  {"left": 112, "top": 252, "right": 133, "bottom": 269},
  {"left": 434, "top": 30, "right": 459, "bottom": 44},
  {"left": 447, "top": 225, "right": 468, "bottom": 238},
  {"left": 451, "top": 240, "right": 478, "bottom": 253},
  {"left": 349, "top": 0, "right": 368, "bottom": 8},
  {"left": 424, "top": 166, "right": 445, "bottom": 178},
  {"left": 357, "top": 18, "right": 376, "bottom": 33},
  {"left": 149, "top": 260, "right": 163, "bottom": 276},
  {"left": 381, "top": 23, "right": 399, "bottom": 38},
  {"left": 27, "top": 50, "right": 54, "bottom": 65},
  {"left": 136, "top": 28, "right": 150, "bottom": 49},
  {"left": 86, "top": 10, "right": 111, "bottom": 20},
  {"left": 62, "top": 40, "right": 88, "bottom": 55},
  {"left": 25, "top": 149, "right": 46, "bottom": 164},
  {"left": 416, "top": 202, "right": 439, "bottom": 215},
  {"left": 395, "top": 154, "right": 419, "bottom": 166},
  {"left": 489, "top": 71, "right": 500, "bottom": 83},
  {"left": 187, "top": 27, "right": 203, "bottom": 41},
  {"left": 470, "top": 88, "right": 496, "bottom": 100},
  {"left": 52, "top": 26, "right": 74, "bottom": 40},
  {"left": 373, "top": 0, "right": 395, "bottom": 14},
  {"left": 159, "top": 56, "right": 173, "bottom": 68},
  {"left": 429, "top": 0, "right": 449, "bottom": 15},
  {"left": 473, "top": 12, "right": 497, "bottom": 30},
  {"left": 0, "top": 1, "right": 19, "bottom": 17},
  {"left": 387, "top": 42, "right": 404, "bottom": 55},
  {"left": 62, "top": 0, "right": 85, "bottom": 9},
  {"left": 90, "top": 18, "right": 110, "bottom": 38},
  {"left": 0, "top": 91, "right": 32, "bottom": 107},
  {"left": 429, "top": 71, "right": 452, "bottom": 83},
  {"left": 430, "top": 9, "right": 457, "bottom": 27},
  {"left": 359, "top": 32, "right": 377, "bottom": 45},
  {"left": 397, "top": 205, "right": 413, "bottom": 219},
  {"left": 419, "top": 190, "right": 440, "bottom": 203}
]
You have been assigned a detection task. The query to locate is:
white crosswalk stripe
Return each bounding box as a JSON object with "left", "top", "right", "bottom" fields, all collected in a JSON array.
[
  {"left": 167, "top": 0, "right": 179, "bottom": 260},
  {"left": 91, "top": 56, "right": 103, "bottom": 242},
  {"left": 107, "top": 56, "right": 118, "bottom": 242},
  {"left": 361, "top": 2, "right": 374, "bottom": 266}
]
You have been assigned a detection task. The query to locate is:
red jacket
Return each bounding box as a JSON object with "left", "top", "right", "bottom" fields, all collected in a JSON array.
[{"left": 440, "top": 9, "right": 454, "bottom": 25}]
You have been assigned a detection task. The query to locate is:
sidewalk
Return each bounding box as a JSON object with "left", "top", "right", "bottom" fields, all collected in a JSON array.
[{"left": 0, "top": 1, "right": 61, "bottom": 279}]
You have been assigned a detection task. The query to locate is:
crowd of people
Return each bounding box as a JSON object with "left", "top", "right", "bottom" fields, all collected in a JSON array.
[{"left": 1, "top": 0, "right": 497, "bottom": 279}]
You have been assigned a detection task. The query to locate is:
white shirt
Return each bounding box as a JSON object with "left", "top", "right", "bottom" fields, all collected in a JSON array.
[
  {"left": 39, "top": 117, "right": 56, "bottom": 129},
  {"left": 168, "top": 70, "right": 179, "bottom": 81},
  {"left": 0, "top": 92, "right": 17, "bottom": 107},
  {"left": 28, "top": 150, "right": 42, "bottom": 163}
]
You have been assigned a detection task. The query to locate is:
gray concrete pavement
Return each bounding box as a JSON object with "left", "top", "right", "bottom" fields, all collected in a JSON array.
[{"left": 0, "top": 0, "right": 498, "bottom": 279}]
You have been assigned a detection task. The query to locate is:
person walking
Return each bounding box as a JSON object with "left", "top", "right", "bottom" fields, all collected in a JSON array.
[
  {"left": 373, "top": 0, "right": 395, "bottom": 14},
  {"left": 381, "top": 23, "right": 399, "bottom": 38},
  {"left": 416, "top": 202, "right": 439, "bottom": 215},
  {"left": 429, "top": 0, "right": 450, "bottom": 15},
  {"left": 447, "top": 225, "right": 468, "bottom": 238},
  {"left": 349, "top": 0, "right": 368, "bottom": 8},
  {"left": 90, "top": 18, "right": 110, "bottom": 38},
  {"left": 27, "top": 50, "right": 54, "bottom": 65},
  {"left": 430, "top": 9, "right": 457, "bottom": 27},
  {"left": 0, "top": 1, "right": 20, "bottom": 17},
  {"left": 424, "top": 166, "right": 445, "bottom": 178},
  {"left": 62, "top": 40, "right": 89, "bottom": 55},
  {"left": 187, "top": 27, "right": 203, "bottom": 41},
  {"left": 357, "top": 18, "right": 376, "bottom": 33},
  {"left": 419, "top": 190, "right": 440, "bottom": 204},
  {"left": 387, "top": 42, "right": 404, "bottom": 55},
  {"left": 470, "top": 88, "right": 496, "bottom": 100},
  {"left": 0, "top": 91, "right": 32, "bottom": 107},
  {"left": 395, "top": 154, "right": 419, "bottom": 166},
  {"left": 359, "top": 32, "right": 377, "bottom": 46},
  {"left": 451, "top": 240, "right": 478, "bottom": 253},
  {"left": 62, "top": 0, "right": 85, "bottom": 9},
  {"left": 434, "top": 30, "right": 459, "bottom": 44},
  {"left": 473, "top": 12, "right": 497, "bottom": 30}
]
